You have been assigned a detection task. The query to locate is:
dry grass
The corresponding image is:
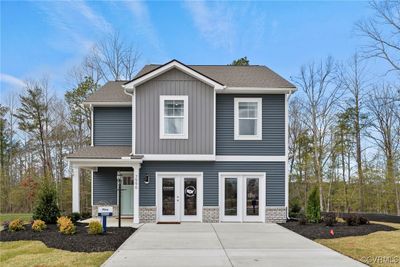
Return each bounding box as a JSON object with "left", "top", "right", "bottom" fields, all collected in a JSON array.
[
  {"left": 0, "top": 241, "right": 113, "bottom": 267},
  {"left": 317, "top": 221, "right": 400, "bottom": 267}
]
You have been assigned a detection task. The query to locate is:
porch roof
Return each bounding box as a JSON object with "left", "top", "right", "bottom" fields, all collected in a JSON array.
[{"left": 66, "top": 146, "right": 143, "bottom": 159}]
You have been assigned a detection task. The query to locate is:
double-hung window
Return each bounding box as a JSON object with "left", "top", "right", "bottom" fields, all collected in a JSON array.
[
  {"left": 160, "top": 95, "right": 188, "bottom": 139},
  {"left": 234, "top": 98, "right": 262, "bottom": 140}
]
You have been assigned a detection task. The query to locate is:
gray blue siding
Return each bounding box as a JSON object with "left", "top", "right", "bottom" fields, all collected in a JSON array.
[
  {"left": 139, "top": 161, "right": 285, "bottom": 207},
  {"left": 135, "top": 68, "right": 214, "bottom": 154},
  {"left": 93, "top": 107, "right": 132, "bottom": 146},
  {"left": 93, "top": 167, "right": 132, "bottom": 205},
  {"left": 216, "top": 94, "right": 285, "bottom": 155}
]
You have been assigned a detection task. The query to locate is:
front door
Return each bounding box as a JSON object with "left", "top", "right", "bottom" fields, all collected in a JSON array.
[
  {"left": 156, "top": 172, "right": 203, "bottom": 222},
  {"left": 219, "top": 173, "right": 265, "bottom": 222},
  {"left": 121, "top": 172, "right": 134, "bottom": 216}
]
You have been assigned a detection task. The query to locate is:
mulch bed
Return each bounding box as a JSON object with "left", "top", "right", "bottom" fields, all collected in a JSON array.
[
  {"left": 279, "top": 221, "right": 397, "bottom": 240},
  {"left": 0, "top": 222, "right": 135, "bottom": 252}
]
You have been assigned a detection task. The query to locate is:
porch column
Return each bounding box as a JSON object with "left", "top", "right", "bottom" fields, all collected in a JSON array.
[
  {"left": 72, "top": 166, "right": 80, "bottom": 213},
  {"left": 133, "top": 163, "right": 141, "bottom": 223}
]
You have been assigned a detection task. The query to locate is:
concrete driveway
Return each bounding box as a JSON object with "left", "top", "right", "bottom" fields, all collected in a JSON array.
[{"left": 102, "top": 223, "right": 365, "bottom": 267}]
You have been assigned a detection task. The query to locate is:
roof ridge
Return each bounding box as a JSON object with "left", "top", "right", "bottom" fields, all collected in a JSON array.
[{"left": 145, "top": 64, "right": 266, "bottom": 67}]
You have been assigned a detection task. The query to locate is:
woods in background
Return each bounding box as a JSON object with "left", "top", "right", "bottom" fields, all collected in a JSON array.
[{"left": 0, "top": 1, "right": 399, "bottom": 215}]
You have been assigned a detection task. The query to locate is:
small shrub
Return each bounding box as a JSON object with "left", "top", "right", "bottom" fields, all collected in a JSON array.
[
  {"left": 306, "top": 187, "right": 321, "bottom": 223},
  {"left": 298, "top": 216, "right": 307, "bottom": 225},
  {"left": 33, "top": 180, "right": 60, "bottom": 224},
  {"left": 69, "top": 212, "right": 81, "bottom": 223},
  {"left": 356, "top": 215, "right": 369, "bottom": 225},
  {"left": 345, "top": 214, "right": 358, "bottom": 226},
  {"left": 57, "top": 216, "right": 76, "bottom": 235},
  {"left": 32, "top": 219, "right": 47, "bottom": 232},
  {"left": 88, "top": 221, "right": 103, "bottom": 235},
  {"left": 9, "top": 218, "right": 25, "bottom": 232},
  {"left": 323, "top": 212, "right": 337, "bottom": 226}
]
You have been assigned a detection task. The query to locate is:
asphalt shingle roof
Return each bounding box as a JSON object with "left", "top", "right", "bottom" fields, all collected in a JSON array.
[{"left": 66, "top": 146, "right": 142, "bottom": 159}]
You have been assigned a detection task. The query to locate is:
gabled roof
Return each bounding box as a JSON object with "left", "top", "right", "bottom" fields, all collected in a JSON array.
[{"left": 84, "top": 59, "right": 296, "bottom": 104}]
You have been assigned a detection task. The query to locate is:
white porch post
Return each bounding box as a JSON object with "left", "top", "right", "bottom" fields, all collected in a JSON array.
[
  {"left": 133, "top": 163, "right": 141, "bottom": 223},
  {"left": 72, "top": 166, "right": 80, "bottom": 213}
]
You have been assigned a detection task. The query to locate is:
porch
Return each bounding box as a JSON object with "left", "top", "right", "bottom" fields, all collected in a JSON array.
[{"left": 66, "top": 146, "right": 143, "bottom": 224}]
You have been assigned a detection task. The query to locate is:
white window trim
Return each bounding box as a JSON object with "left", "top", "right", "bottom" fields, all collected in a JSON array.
[
  {"left": 234, "top": 97, "right": 262, "bottom": 140},
  {"left": 159, "top": 95, "right": 188, "bottom": 139}
]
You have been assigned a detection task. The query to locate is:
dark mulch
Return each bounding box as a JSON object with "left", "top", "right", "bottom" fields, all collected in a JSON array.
[
  {"left": 0, "top": 222, "right": 135, "bottom": 252},
  {"left": 279, "top": 221, "right": 397, "bottom": 240}
]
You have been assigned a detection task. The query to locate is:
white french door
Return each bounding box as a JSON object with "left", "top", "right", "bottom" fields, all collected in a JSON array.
[
  {"left": 156, "top": 172, "right": 203, "bottom": 222},
  {"left": 219, "top": 173, "right": 266, "bottom": 222}
]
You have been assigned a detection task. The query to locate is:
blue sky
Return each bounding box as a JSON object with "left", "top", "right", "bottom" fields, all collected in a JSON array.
[{"left": 0, "top": 1, "right": 384, "bottom": 100}]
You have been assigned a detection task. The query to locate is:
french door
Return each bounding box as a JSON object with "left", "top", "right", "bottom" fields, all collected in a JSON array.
[
  {"left": 219, "top": 173, "right": 266, "bottom": 222},
  {"left": 156, "top": 172, "right": 203, "bottom": 222}
]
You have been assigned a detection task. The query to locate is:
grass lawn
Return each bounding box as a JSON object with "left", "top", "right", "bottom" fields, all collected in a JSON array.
[
  {"left": 0, "top": 241, "right": 113, "bottom": 267},
  {"left": 316, "top": 222, "right": 400, "bottom": 267},
  {"left": 0, "top": 213, "right": 32, "bottom": 224}
]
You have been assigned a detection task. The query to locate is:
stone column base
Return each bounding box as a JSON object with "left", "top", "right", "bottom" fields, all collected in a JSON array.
[
  {"left": 203, "top": 207, "right": 219, "bottom": 223},
  {"left": 265, "top": 206, "right": 287, "bottom": 223},
  {"left": 92, "top": 205, "right": 119, "bottom": 218},
  {"left": 139, "top": 206, "right": 157, "bottom": 223}
]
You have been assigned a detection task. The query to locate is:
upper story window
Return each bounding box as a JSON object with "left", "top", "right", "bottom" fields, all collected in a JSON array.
[
  {"left": 234, "top": 98, "right": 262, "bottom": 140},
  {"left": 160, "top": 95, "right": 188, "bottom": 139}
]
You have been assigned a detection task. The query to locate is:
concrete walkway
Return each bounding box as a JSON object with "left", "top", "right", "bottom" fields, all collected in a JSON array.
[{"left": 102, "top": 223, "right": 366, "bottom": 267}]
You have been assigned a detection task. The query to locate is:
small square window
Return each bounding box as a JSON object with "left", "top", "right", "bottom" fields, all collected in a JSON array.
[{"left": 234, "top": 98, "right": 262, "bottom": 140}]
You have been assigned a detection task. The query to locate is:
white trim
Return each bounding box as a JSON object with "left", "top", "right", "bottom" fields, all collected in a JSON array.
[
  {"left": 213, "top": 89, "right": 216, "bottom": 156},
  {"left": 218, "top": 172, "right": 266, "bottom": 222},
  {"left": 90, "top": 104, "right": 94, "bottom": 146},
  {"left": 234, "top": 98, "right": 262, "bottom": 140},
  {"left": 156, "top": 172, "right": 203, "bottom": 222},
  {"left": 143, "top": 154, "right": 215, "bottom": 161},
  {"left": 124, "top": 60, "right": 225, "bottom": 90},
  {"left": 215, "top": 156, "right": 285, "bottom": 162},
  {"left": 285, "top": 94, "right": 289, "bottom": 216},
  {"left": 83, "top": 102, "right": 131, "bottom": 107},
  {"left": 133, "top": 164, "right": 141, "bottom": 223},
  {"left": 132, "top": 88, "right": 136, "bottom": 154},
  {"left": 219, "top": 87, "right": 296, "bottom": 94},
  {"left": 159, "top": 95, "right": 189, "bottom": 139},
  {"left": 91, "top": 170, "right": 93, "bottom": 206},
  {"left": 72, "top": 166, "right": 80, "bottom": 213}
]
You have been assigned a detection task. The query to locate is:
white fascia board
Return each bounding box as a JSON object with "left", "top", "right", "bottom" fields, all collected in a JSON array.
[
  {"left": 219, "top": 87, "right": 296, "bottom": 94},
  {"left": 83, "top": 102, "right": 132, "bottom": 107},
  {"left": 123, "top": 61, "right": 225, "bottom": 90},
  {"left": 143, "top": 154, "right": 215, "bottom": 161},
  {"left": 215, "top": 156, "right": 286, "bottom": 162}
]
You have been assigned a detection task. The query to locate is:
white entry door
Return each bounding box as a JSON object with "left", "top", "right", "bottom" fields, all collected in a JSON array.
[
  {"left": 156, "top": 172, "right": 203, "bottom": 222},
  {"left": 219, "top": 173, "right": 266, "bottom": 222}
]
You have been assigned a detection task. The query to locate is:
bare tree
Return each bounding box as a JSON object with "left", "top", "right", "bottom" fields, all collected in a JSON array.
[
  {"left": 357, "top": 0, "right": 400, "bottom": 74},
  {"left": 293, "top": 57, "right": 343, "bottom": 211},
  {"left": 367, "top": 85, "right": 400, "bottom": 215}
]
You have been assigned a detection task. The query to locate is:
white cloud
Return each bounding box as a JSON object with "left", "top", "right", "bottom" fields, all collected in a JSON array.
[
  {"left": 184, "top": 1, "right": 235, "bottom": 51},
  {"left": 0, "top": 73, "right": 25, "bottom": 88}
]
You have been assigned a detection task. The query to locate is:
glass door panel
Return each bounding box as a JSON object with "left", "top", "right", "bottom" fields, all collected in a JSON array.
[
  {"left": 162, "top": 178, "right": 176, "bottom": 216},
  {"left": 183, "top": 178, "right": 197, "bottom": 216},
  {"left": 224, "top": 178, "right": 238, "bottom": 216},
  {"left": 246, "top": 178, "right": 259, "bottom": 216}
]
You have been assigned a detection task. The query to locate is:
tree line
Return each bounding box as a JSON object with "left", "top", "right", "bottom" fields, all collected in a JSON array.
[{"left": 0, "top": 1, "right": 399, "bottom": 215}]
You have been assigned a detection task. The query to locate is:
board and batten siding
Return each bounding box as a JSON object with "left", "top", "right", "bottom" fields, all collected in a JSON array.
[
  {"left": 138, "top": 161, "right": 285, "bottom": 207},
  {"left": 93, "top": 167, "right": 132, "bottom": 205},
  {"left": 93, "top": 107, "right": 132, "bottom": 146},
  {"left": 216, "top": 94, "right": 285, "bottom": 155},
  {"left": 135, "top": 68, "right": 214, "bottom": 154}
]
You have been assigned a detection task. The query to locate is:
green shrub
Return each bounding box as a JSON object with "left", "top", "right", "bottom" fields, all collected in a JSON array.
[
  {"left": 33, "top": 181, "right": 60, "bottom": 224},
  {"left": 57, "top": 216, "right": 76, "bottom": 235},
  {"left": 69, "top": 212, "right": 81, "bottom": 223},
  {"left": 306, "top": 187, "right": 321, "bottom": 223},
  {"left": 87, "top": 221, "right": 103, "bottom": 235},
  {"left": 81, "top": 212, "right": 92, "bottom": 220},
  {"left": 9, "top": 218, "right": 25, "bottom": 232},
  {"left": 356, "top": 215, "right": 369, "bottom": 225},
  {"left": 32, "top": 219, "right": 47, "bottom": 232},
  {"left": 323, "top": 212, "right": 337, "bottom": 226},
  {"left": 345, "top": 214, "right": 358, "bottom": 226}
]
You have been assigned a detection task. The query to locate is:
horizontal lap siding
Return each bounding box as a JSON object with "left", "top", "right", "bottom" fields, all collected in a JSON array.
[
  {"left": 93, "top": 107, "right": 132, "bottom": 146},
  {"left": 139, "top": 161, "right": 285, "bottom": 207},
  {"left": 216, "top": 94, "right": 285, "bottom": 155}
]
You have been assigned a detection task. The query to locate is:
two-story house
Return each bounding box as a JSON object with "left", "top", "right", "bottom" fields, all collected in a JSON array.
[{"left": 66, "top": 60, "right": 296, "bottom": 224}]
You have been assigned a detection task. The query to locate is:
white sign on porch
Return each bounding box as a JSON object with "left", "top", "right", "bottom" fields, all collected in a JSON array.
[{"left": 98, "top": 206, "right": 113, "bottom": 214}]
